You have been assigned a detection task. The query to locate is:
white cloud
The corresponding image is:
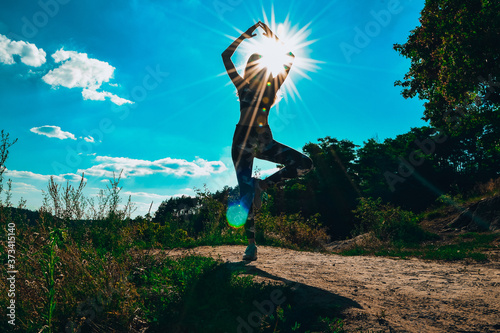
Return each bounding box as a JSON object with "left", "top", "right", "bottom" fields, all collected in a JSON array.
[
  {"left": 82, "top": 88, "right": 132, "bottom": 106},
  {"left": 11, "top": 182, "right": 41, "bottom": 194},
  {"left": 30, "top": 125, "right": 76, "bottom": 140},
  {"left": 259, "top": 167, "right": 281, "bottom": 178},
  {"left": 123, "top": 191, "right": 168, "bottom": 200},
  {"left": 179, "top": 187, "right": 195, "bottom": 193},
  {"left": 42, "top": 48, "right": 133, "bottom": 105},
  {"left": 5, "top": 169, "right": 82, "bottom": 182},
  {"left": 123, "top": 190, "right": 195, "bottom": 200},
  {"left": 79, "top": 155, "right": 228, "bottom": 178},
  {"left": 0, "top": 34, "right": 46, "bottom": 67},
  {"left": 43, "top": 49, "right": 113, "bottom": 88},
  {"left": 83, "top": 135, "right": 95, "bottom": 143}
]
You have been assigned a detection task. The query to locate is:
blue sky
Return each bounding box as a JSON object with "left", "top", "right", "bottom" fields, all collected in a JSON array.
[{"left": 0, "top": 0, "right": 426, "bottom": 217}]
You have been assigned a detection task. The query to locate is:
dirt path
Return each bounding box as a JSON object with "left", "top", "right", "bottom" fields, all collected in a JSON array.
[{"left": 163, "top": 245, "right": 500, "bottom": 333}]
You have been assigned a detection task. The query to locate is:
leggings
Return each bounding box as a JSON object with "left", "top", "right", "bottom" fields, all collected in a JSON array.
[{"left": 231, "top": 124, "right": 314, "bottom": 239}]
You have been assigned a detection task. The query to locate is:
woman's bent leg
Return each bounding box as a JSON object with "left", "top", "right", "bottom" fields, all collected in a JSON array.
[{"left": 258, "top": 140, "right": 314, "bottom": 187}]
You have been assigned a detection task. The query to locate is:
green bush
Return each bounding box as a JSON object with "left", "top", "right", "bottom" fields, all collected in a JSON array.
[
  {"left": 256, "top": 211, "right": 329, "bottom": 249},
  {"left": 352, "top": 197, "right": 436, "bottom": 245}
]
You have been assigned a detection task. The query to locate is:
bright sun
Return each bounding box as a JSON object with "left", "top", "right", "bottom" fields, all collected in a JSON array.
[
  {"left": 251, "top": 33, "right": 294, "bottom": 77},
  {"left": 238, "top": 9, "right": 321, "bottom": 101}
]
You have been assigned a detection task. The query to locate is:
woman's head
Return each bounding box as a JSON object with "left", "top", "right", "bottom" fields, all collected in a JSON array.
[{"left": 244, "top": 53, "right": 268, "bottom": 84}]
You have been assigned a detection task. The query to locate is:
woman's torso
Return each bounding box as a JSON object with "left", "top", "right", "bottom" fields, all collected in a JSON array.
[{"left": 237, "top": 81, "right": 276, "bottom": 127}]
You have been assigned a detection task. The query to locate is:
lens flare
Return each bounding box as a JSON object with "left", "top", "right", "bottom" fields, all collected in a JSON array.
[{"left": 226, "top": 203, "right": 249, "bottom": 228}]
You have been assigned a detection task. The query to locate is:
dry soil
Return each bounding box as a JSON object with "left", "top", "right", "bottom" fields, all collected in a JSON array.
[{"left": 163, "top": 245, "right": 500, "bottom": 333}]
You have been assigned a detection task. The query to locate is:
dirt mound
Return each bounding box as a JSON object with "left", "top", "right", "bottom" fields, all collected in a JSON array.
[
  {"left": 163, "top": 245, "right": 500, "bottom": 332},
  {"left": 450, "top": 196, "right": 500, "bottom": 232}
]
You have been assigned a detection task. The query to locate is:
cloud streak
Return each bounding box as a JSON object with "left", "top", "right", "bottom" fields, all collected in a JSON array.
[
  {"left": 122, "top": 190, "right": 194, "bottom": 200},
  {"left": 79, "top": 155, "right": 228, "bottom": 178},
  {"left": 0, "top": 34, "right": 46, "bottom": 67},
  {"left": 259, "top": 167, "right": 281, "bottom": 178},
  {"left": 30, "top": 125, "right": 76, "bottom": 140},
  {"left": 42, "top": 49, "right": 133, "bottom": 105},
  {"left": 5, "top": 169, "right": 82, "bottom": 182},
  {"left": 83, "top": 135, "right": 95, "bottom": 143},
  {"left": 11, "top": 182, "right": 41, "bottom": 194},
  {"left": 81, "top": 88, "right": 132, "bottom": 106}
]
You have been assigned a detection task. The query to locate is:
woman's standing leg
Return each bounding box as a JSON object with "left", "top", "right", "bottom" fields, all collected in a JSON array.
[
  {"left": 231, "top": 126, "right": 258, "bottom": 243},
  {"left": 231, "top": 147, "right": 256, "bottom": 241},
  {"left": 232, "top": 139, "right": 260, "bottom": 261}
]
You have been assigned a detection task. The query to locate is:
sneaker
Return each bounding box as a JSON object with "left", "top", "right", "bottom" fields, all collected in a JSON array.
[{"left": 243, "top": 243, "right": 258, "bottom": 261}]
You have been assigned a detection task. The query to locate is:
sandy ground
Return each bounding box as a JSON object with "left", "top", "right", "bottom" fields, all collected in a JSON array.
[{"left": 161, "top": 245, "right": 500, "bottom": 333}]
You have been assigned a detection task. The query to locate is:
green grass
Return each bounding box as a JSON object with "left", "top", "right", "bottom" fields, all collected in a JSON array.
[
  {"left": 341, "top": 232, "right": 499, "bottom": 261},
  {"left": 421, "top": 232, "right": 498, "bottom": 261},
  {"left": 0, "top": 207, "right": 345, "bottom": 333}
]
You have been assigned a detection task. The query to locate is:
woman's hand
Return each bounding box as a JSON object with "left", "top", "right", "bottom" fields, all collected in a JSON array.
[
  {"left": 242, "top": 22, "right": 261, "bottom": 39},
  {"left": 259, "top": 22, "right": 275, "bottom": 39}
]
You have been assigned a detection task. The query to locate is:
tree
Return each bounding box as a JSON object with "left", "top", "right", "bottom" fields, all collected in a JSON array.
[
  {"left": 394, "top": 0, "right": 500, "bottom": 127},
  {"left": 357, "top": 128, "right": 447, "bottom": 211},
  {"left": 301, "top": 137, "right": 360, "bottom": 239},
  {"left": 357, "top": 138, "right": 398, "bottom": 198},
  {"left": 154, "top": 195, "right": 199, "bottom": 224}
]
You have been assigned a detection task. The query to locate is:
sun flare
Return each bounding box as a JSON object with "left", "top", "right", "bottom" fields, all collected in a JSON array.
[
  {"left": 251, "top": 36, "right": 294, "bottom": 77},
  {"left": 237, "top": 8, "right": 322, "bottom": 101}
]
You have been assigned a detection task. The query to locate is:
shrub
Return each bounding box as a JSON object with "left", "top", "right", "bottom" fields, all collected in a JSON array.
[
  {"left": 471, "top": 177, "right": 500, "bottom": 197},
  {"left": 352, "top": 197, "right": 436, "bottom": 245},
  {"left": 435, "top": 193, "right": 463, "bottom": 206},
  {"left": 256, "top": 211, "right": 329, "bottom": 250}
]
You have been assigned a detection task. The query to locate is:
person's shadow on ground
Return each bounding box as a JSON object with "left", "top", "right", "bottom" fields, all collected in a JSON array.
[
  {"left": 162, "top": 259, "right": 362, "bottom": 333},
  {"left": 225, "top": 261, "right": 362, "bottom": 331}
]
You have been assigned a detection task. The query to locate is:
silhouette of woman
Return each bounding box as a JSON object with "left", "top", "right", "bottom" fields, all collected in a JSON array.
[{"left": 222, "top": 21, "right": 313, "bottom": 261}]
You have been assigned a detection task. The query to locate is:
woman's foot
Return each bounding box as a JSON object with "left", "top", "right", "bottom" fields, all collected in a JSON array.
[{"left": 243, "top": 243, "right": 258, "bottom": 261}]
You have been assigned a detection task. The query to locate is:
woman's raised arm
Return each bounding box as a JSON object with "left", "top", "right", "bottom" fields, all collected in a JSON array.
[{"left": 222, "top": 22, "right": 261, "bottom": 89}]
